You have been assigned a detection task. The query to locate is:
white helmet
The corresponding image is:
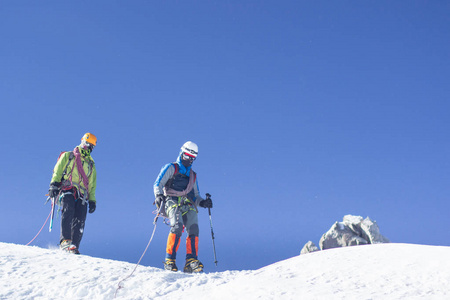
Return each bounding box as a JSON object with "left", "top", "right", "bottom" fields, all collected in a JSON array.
[{"left": 181, "top": 141, "right": 198, "bottom": 158}]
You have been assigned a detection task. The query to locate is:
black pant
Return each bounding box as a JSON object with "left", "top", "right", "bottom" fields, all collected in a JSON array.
[{"left": 60, "top": 192, "right": 87, "bottom": 249}]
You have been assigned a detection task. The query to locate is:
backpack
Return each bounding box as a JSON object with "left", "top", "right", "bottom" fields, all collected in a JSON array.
[
  {"left": 164, "top": 162, "right": 197, "bottom": 197},
  {"left": 166, "top": 162, "right": 196, "bottom": 184}
]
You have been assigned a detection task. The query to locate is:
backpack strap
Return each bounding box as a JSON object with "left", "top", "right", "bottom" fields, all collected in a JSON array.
[
  {"left": 62, "top": 152, "right": 75, "bottom": 177},
  {"left": 172, "top": 162, "right": 178, "bottom": 176},
  {"left": 164, "top": 163, "right": 179, "bottom": 189}
]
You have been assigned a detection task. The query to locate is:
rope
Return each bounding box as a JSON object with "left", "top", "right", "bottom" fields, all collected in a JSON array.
[
  {"left": 114, "top": 206, "right": 162, "bottom": 298},
  {"left": 26, "top": 209, "right": 52, "bottom": 246},
  {"left": 73, "top": 146, "right": 90, "bottom": 200}
]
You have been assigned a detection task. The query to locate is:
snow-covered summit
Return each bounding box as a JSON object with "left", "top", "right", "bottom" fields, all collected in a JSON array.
[{"left": 1, "top": 242, "right": 449, "bottom": 299}]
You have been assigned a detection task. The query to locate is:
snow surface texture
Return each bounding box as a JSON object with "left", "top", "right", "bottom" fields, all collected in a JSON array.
[{"left": 1, "top": 242, "right": 449, "bottom": 300}]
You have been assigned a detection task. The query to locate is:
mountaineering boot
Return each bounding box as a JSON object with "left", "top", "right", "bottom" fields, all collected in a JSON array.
[
  {"left": 183, "top": 258, "right": 204, "bottom": 273},
  {"left": 164, "top": 259, "right": 178, "bottom": 272},
  {"left": 60, "top": 239, "right": 72, "bottom": 251},
  {"left": 68, "top": 245, "right": 80, "bottom": 254},
  {"left": 60, "top": 239, "right": 80, "bottom": 254}
]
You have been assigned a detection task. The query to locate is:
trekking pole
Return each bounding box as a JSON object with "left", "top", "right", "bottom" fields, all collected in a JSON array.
[{"left": 205, "top": 193, "right": 218, "bottom": 266}]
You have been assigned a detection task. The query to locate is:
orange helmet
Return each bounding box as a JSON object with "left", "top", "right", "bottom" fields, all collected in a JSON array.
[{"left": 81, "top": 133, "right": 97, "bottom": 146}]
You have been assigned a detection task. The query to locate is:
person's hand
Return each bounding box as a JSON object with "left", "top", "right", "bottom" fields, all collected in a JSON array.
[
  {"left": 88, "top": 200, "right": 96, "bottom": 213},
  {"left": 48, "top": 182, "right": 61, "bottom": 198},
  {"left": 199, "top": 197, "right": 213, "bottom": 208},
  {"left": 154, "top": 195, "right": 165, "bottom": 209}
]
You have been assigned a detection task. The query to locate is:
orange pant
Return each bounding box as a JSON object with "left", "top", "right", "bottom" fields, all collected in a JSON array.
[{"left": 166, "top": 233, "right": 198, "bottom": 260}]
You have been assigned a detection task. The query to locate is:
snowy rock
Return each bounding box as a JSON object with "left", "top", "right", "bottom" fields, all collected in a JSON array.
[
  {"left": 343, "top": 215, "right": 365, "bottom": 237},
  {"left": 300, "top": 215, "right": 390, "bottom": 253},
  {"left": 319, "top": 215, "right": 389, "bottom": 250},
  {"left": 319, "top": 221, "right": 369, "bottom": 250},
  {"left": 360, "top": 217, "right": 390, "bottom": 244},
  {"left": 300, "top": 241, "right": 319, "bottom": 255}
]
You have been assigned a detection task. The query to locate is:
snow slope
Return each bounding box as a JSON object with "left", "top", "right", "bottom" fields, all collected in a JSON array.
[{"left": 0, "top": 242, "right": 449, "bottom": 299}]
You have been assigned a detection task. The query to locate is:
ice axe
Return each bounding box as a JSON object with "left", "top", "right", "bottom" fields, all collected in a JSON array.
[{"left": 45, "top": 194, "right": 57, "bottom": 232}]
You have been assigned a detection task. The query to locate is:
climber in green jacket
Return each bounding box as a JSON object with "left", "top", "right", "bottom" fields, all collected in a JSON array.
[{"left": 48, "top": 133, "right": 97, "bottom": 254}]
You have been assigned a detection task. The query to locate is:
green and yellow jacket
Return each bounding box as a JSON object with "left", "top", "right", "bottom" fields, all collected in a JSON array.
[{"left": 50, "top": 146, "right": 97, "bottom": 202}]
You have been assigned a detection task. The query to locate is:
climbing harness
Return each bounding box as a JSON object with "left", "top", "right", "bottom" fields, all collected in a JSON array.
[{"left": 167, "top": 196, "right": 198, "bottom": 217}]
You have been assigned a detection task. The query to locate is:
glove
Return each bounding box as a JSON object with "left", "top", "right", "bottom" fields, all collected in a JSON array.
[
  {"left": 154, "top": 195, "right": 165, "bottom": 209},
  {"left": 48, "top": 182, "right": 61, "bottom": 198},
  {"left": 88, "top": 200, "right": 96, "bottom": 214},
  {"left": 199, "top": 197, "right": 213, "bottom": 208}
]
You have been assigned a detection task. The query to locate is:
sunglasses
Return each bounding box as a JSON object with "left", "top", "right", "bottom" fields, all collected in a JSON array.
[{"left": 182, "top": 152, "right": 196, "bottom": 161}]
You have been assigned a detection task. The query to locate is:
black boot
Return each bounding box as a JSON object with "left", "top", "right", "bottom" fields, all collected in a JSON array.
[
  {"left": 164, "top": 259, "right": 178, "bottom": 272},
  {"left": 60, "top": 239, "right": 80, "bottom": 254},
  {"left": 183, "top": 258, "right": 204, "bottom": 273}
]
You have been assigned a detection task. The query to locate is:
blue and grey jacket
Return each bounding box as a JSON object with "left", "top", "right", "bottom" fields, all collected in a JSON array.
[{"left": 153, "top": 154, "right": 203, "bottom": 205}]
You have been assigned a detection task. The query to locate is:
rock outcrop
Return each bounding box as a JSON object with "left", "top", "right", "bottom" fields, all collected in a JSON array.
[
  {"left": 300, "top": 215, "right": 389, "bottom": 254},
  {"left": 300, "top": 241, "right": 319, "bottom": 255}
]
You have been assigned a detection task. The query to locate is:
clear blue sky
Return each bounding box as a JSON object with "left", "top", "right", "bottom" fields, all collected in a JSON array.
[{"left": 1, "top": 1, "right": 449, "bottom": 272}]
